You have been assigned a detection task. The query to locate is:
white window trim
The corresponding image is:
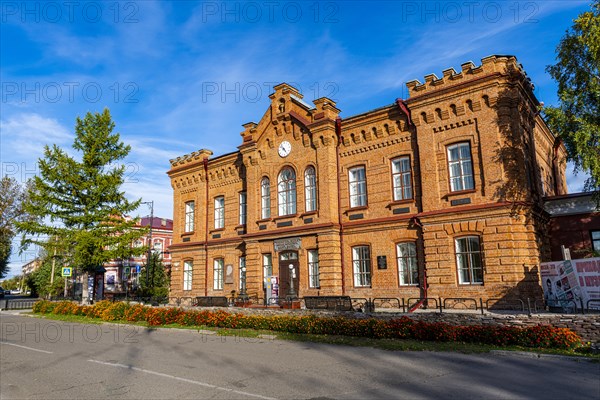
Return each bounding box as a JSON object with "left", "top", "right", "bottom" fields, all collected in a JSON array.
[
  {"left": 185, "top": 201, "right": 195, "bottom": 232},
  {"left": 391, "top": 157, "right": 413, "bottom": 201},
  {"left": 214, "top": 196, "right": 225, "bottom": 229},
  {"left": 213, "top": 259, "right": 224, "bottom": 290},
  {"left": 239, "top": 192, "right": 247, "bottom": 225},
  {"left": 352, "top": 245, "right": 371, "bottom": 287},
  {"left": 304, "top": 167, "right": 317, "bottom": 212},
  {"left": 455, "top": 236, "right": 484, "bottom": 285},
  {"left": 308, "top": 249, "right": 320, "bottom": 288},
  {"left": 349, "top": 166, "right": 367, "bottom": 208},
  {"left": 183, "top": 260, "right": 193, "bottom": 291},
  {"left": 396, "top": 242, "right": 418, "bottom": 286}
]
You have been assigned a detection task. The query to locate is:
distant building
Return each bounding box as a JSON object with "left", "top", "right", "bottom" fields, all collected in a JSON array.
[
  {"left": 103, "top": 217, "right": 173, "bottom": 296},
  {"left": 21, "top": 258, "right": 42, "bottom": 276},
  {"left": 545, "top": 192, "right": 600, "bottom": 260},
  {"left": 167, "top": 55, "right": 568, "bottom": 305}
]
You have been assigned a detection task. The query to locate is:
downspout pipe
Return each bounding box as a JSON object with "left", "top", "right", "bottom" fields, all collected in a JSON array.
[
  {"left": 335, "top": 117, "right": 345, "bottom": 295},
  {"left": 397, "top": 98, "right": 428, "bottom": 308},
  {"left": 203, "top": 157, "right": 209, "bottom": 296}
]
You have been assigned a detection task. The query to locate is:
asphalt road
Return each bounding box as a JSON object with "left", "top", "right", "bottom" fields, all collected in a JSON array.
[{"left": 0, "top": 312, "right": 598, "bottom": 400}]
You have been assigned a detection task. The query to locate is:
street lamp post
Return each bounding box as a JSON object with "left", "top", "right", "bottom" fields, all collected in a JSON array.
[{"left": 140, "top": 201, "right": 154, "bottom": 286}]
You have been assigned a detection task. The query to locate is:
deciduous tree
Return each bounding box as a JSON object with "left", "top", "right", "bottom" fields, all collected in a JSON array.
[{"left": 544, "top": 1, "right": 600, "bottom": 195}]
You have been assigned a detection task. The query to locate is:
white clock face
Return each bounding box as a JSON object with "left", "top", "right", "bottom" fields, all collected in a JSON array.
[{"left": 278, "top": 141, "right": 292, "bottom": 157}]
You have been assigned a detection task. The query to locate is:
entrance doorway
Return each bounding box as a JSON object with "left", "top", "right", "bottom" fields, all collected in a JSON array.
[{"left": 279, "top": 251, "right": 299, "bottom": 299}]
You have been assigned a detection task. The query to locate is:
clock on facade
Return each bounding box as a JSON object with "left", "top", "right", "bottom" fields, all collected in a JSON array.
[{"left": 278, "top": 141, "right": 292, "bottom": 157}]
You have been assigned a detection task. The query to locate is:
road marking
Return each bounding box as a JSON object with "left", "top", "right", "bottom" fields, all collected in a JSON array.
[
  {"left": 88, "top": 359, "right": 278, "bottom": 400},
  {"left": 0, "top": 341, "right": 53, "bottom": 354}
]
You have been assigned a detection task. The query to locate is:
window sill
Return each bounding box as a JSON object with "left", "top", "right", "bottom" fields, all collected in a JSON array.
[
  {"left": 399, "top": 284, "right": 419, "bottom": 287},
  {"left": 235, "top": 224, "right": 246, "bottom": 229},
  {"left": 386, "top": 200, "right": 413, "bottom": 208},
  {"left": 272, "top": 214, "right": 298, "bottom": 222},
  {"left": 209, "top": 228, "right": 225, "bottom": 233},
  {"left": 181, "top": 231, "right": 195, "bottom": 236},
  {"left": 353, "top": 286, "right": 372, "bottom": 289},
  {"left": 458, "top": 283, "right": 484, "bottom": 286},
  {"left": 444, "top": 189, "right": 476, "bottom": 198},
  {"left": 345, "top": 206, "right": 368, "bottom": 215},
  {"left": 256, "top": 218, "right": 272, "bottom": 223},
  {"left": 300, "top": 211, "right": 318, "bottom": 217}
]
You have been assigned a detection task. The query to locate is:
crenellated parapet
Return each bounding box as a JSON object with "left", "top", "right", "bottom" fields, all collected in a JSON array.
[
  {"left": 406, "top": 55, "right": 532, "bottom": 98},
  {"left": 169, "top": 149, "right": 213, "bottom": 168}
]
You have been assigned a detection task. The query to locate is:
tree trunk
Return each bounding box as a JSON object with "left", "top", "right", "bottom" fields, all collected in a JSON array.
[{"left": 81, "top": 272, "right": 91, "bottom": 305}]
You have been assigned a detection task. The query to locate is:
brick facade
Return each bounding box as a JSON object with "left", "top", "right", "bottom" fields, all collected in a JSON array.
[{"left": 167, "top": 55, "right": 568, "bottom": 305}]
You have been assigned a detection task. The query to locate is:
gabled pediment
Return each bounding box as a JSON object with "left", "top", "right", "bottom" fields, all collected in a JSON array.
[{"left": 239, "top": 83, "right": 340, "bottom": 154}]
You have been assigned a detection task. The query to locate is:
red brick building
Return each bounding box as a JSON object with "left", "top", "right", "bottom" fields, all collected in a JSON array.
[
  {"left": 167, "top": 55, "right": 568, "bottom": 305},
  {"left": 545, "top": 193, "right": 600, "bottom": 261}
]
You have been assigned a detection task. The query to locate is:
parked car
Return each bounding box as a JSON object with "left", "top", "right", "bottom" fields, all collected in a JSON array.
[
  {"left": 11, "top": 289, "right": 21, "bottom": 295},
  {"left": 0, "top": 287, "right": 5, "bottom": 298}
]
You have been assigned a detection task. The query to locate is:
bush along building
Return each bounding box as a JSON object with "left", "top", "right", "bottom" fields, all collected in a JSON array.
[{"left": 167, "top": 55, "right": 567, "bottom": 306}]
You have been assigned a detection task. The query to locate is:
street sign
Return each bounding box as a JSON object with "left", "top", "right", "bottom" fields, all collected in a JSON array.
[
  {"left": 136, "top": 264, "right": 141, "bottom": 273},
  {"left": 61, "top": 267, "right": 72, "bottom": 277}
]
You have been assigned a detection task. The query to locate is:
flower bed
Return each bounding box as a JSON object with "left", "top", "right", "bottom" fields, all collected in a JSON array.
[{"left": 32, "top": 300, "right": 582, "bottom": 350}]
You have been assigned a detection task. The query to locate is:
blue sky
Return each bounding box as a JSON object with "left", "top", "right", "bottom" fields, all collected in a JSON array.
[{"left": 0, "top": 0, "right": 592, "bottom": 278}]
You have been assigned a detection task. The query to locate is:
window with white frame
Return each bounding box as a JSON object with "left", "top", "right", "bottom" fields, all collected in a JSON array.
[
  {"left": 239, "top": 192, "right": 247, "bottom": 225},
  {"left": 153, "top": 240, "right": 163, "bottom": 255},
  {"left": 308, "top": 249, "right": 320, "bottom": 288},
  {"left": 278, "top": 167, "right": 296, "bottom": 216},
  {"left": 239, "top": 256, "right": 246, "bottom": 290},
  {"left": 214, "top": 196, "right": 224, "bottom": 229},
  {"left": 185, "top": 201, "right": 195, "bottom": 232},
  {"left": 213, "top": 258, "right": 224, "bottom": 290},
  {"left": 261, "top": 177, "right": 271, "bottom": 219},
  {"left": 447, "top": 143, "right": 474, "bottom": 192},
  {"left": 305, "top": 166, "right": 317, "bottom": 212},
  {"left": 183, "top": 260, "right": 193, "bottom": 291},
  {"left": 455, "top": 236, "right": 484, "bottom": 284},
  {"left": 396, "top": 242, "right": 418, "bottom": 285},
  {"left": 392, "top": 157, "right": 413, "bottom": 201},
  {"left": 263, "top": 253, "right": 272, "bottom": 280},
  {"left": 591, "top": 230, "right": 600, "bottom": 252},
  {"left": 352, "top": 245, "right": 371, "bottom": 287},
  {"left": 349, "top": 166, "right": 367, "bottom": 207}
]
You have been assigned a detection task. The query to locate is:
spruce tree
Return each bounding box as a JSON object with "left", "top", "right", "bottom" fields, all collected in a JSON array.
[{"left": 17, "top": 109, "right": 145, "bottom": 302}]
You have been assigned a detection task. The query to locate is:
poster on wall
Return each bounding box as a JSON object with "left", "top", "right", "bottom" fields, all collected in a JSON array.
[{"left": 540, "top": 257, "right": 600, "bottom": 311}]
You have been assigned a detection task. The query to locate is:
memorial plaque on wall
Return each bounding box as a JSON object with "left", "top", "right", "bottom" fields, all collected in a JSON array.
[
  {"left": 225, "top": 264, "right": 234, "bottom": 284},
  {"left": 377, "top": 256, "right": 387, "bottom": 269},
  {"left": 274, "top": 237, "right": 301, "bottom": 252}
]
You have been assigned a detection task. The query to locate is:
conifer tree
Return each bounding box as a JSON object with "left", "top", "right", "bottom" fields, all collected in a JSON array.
[{"left": 17, "top": 109, "right": 145, "bottom": 302}]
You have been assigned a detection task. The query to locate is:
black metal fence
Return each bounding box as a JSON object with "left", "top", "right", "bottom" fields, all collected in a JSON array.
[{"left": 0, "top": 298, "right": 41, "bottom": 310}]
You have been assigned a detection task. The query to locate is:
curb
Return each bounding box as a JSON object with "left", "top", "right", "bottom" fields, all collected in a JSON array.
[{"left": 490, "top": 350, "right": 595, "bottom": 362}]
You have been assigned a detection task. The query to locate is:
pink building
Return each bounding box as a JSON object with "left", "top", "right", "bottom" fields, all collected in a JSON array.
[{"left": 104, "top": 217, "right": 173, "bottom": 296}]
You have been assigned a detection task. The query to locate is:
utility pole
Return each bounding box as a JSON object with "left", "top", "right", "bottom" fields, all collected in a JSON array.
[{"left": 141, "top": 201, "right": 154, "bottom": 285}]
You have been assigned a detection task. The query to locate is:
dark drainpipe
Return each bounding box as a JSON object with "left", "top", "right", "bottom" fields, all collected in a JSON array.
[
  {"left": 335, "top": 117, "right": 345, "bottom": 295},
  {"left": 203, "top": 157, "right": 209, "bottom": 296}
]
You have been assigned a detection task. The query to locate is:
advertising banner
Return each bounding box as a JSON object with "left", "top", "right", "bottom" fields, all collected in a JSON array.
[{"left": 540, "top": 257, "right": 600, "bottom": 310}]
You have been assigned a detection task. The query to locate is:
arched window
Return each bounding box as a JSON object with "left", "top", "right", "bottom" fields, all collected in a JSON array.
[
  {"left": 261, "top": 177, "right": 271, "bottom": 219},
  {"left": 304, "top": 166, "right": 317, "bottom": 212},
  {"left": 278, "top": 167, "right": 296, "bottom": 216}
]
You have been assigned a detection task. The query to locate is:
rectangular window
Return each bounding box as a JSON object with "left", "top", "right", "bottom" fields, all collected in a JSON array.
[
  {"left": 308, "top": 250, "right": 320, "bottom": 288},
  {"left": 214, "top": 196, "right": 224, "bottom": 229},
  {"left": 591, "top": 230, "right": 600, "bottom": 252},
  {"left": 392, "top": 157, "right": 413, "bottom": 201},
  {"left": 213, "top": 259, "right": 224, "bottom": 290},
  {"left": 455, "top": 236, "right": 484, "bottom": 284},
  {"left": 349, "top": 166, "right": 367, "bottom": 207},
  {"left": 184, "top": 201, "right": 195, "bottom": 232},
  {"left": 447, "top": 143, "right": 474, "bottom": 192},
  {"left": 239, "top": 256, "right": 246, "bottom": 290},
  {"left": 183, "top": 260, "right": 193, "bottom": 291},
  {"left": 352, "top": 246, "right": 371, "bottom": 287},
  {"left": 397, "top": 242, "right": 418, "bottom": 285},
  {"left": 263, "top": 253, "right": 272, "bottom": 278},
  {"left": 239, "top": 192, "right": 247, "bottom": 225}
]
